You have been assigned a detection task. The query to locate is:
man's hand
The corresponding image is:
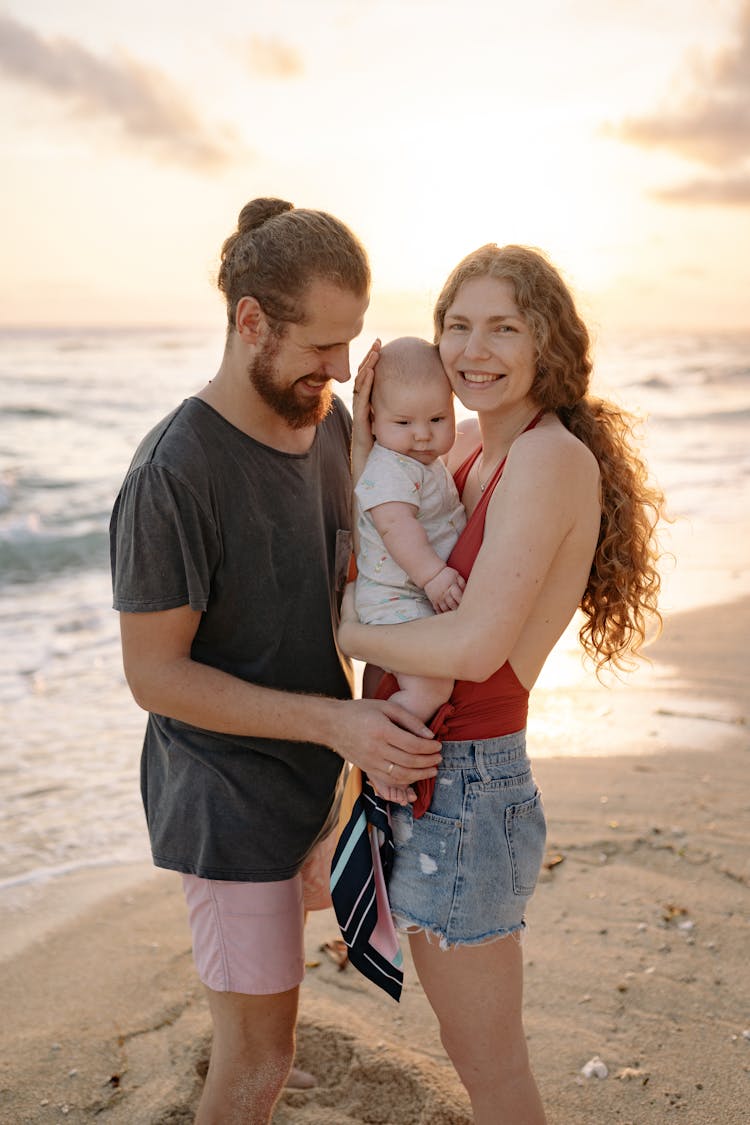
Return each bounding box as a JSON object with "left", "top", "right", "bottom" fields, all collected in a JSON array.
[
  {"left": 329, "top": 697, "right": 441, "bottom": 791},
  {"left": 423, "top": 566, "right": 465, "bottom": 613}
]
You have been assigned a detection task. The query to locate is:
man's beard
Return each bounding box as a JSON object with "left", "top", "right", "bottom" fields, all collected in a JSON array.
[{"left": 247, "top": 337, "right": 333, "bottom": 429}]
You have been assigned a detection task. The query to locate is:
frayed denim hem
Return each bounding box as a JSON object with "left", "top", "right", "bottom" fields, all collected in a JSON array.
[{"left": 391, "top": 910, "right": 526, "bottom": 952}]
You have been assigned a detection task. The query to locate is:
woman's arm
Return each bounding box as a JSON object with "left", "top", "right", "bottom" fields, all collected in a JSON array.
[
  {"left": 340, "top": 428, "right": 600, "bottom": 681},
  {"left": 351, "top": 341, "right": 379, "bottom": 484}
]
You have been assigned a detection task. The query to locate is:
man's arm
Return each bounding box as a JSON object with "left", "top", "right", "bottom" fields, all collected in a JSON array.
[
  {"left": 370, "top": 501, "right": 464, "bottom": 613},
  {"left": 119, "top": 605, "right": 442, "bottom": 793}
]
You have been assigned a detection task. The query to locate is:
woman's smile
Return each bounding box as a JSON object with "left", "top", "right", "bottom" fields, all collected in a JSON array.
[{"left": 460, "top": 370, "right": 504, "bottom": 385}]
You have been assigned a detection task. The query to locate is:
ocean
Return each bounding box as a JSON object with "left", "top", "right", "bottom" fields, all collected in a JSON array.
[{"left": 1, "top": 325, "right": 748, "bottom": 891}]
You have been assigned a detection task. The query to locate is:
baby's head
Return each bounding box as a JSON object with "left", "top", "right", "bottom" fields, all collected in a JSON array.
[{"left": 370, "top": 337, "right": 456, "bottom": 464}]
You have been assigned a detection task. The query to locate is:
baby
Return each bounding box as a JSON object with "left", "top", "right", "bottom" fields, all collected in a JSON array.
[{"left": 355, "top": 337, "right": 467, "bottom": 799}]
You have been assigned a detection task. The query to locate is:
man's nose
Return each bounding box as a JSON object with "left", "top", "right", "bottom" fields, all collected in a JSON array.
[{"left": 321, "top": 347, "right": 351, "bottom": 383}]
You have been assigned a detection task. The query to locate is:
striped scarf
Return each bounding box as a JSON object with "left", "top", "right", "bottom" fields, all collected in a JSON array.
[{"left": 330, "top": 766, "right": 404, "bottom": 1001}]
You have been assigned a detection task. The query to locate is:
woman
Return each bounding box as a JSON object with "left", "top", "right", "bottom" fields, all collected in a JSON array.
[{"left": 338, "top": 244, "right": 663, "bottom": 1123}]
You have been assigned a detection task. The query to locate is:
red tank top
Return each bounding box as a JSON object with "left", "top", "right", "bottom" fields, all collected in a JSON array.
[{"left": 376, "top": 410, "right": 544, "bottom": 816}]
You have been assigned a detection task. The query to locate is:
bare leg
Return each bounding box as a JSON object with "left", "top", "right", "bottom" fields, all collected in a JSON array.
[
  {"left": 409, "top": 931, "right": 546, "bottom": 1124},
  {"left": 388, "top": 672, "right": 453, "bottom": 724},
  {"left": 286, "top": 906, "right": 317, "bottom": 1088},
  {"left": 195, "top": 985, "right": 298, "bottom": 1125},
  {"left": 370, "top": 672, "right": 453, "bottom": 804}
]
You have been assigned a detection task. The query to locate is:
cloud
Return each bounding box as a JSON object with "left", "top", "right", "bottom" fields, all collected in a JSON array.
[
  {"left": 654, "top": 173, "right": 750, "bottom": 206},
  {"left": 246, "top": 35, "right": 304, "bottom": 79},
  {"left": 0, "top": 13, "right": 238, "bottom": 170},
  {"left": 612, "top": 101, "right": 750, "bottom": 168},
  {"left": 607, "top": 1, "right": 750, "bottom": 204}
]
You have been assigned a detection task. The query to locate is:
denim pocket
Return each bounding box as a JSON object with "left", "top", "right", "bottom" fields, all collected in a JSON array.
[{"left": 505, "top": 789, "right": 547, "bottom": 896}]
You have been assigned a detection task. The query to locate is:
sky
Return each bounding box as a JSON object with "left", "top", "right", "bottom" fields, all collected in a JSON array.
[{"left": 1, "top": 0, "right": 749, "bottom": 332}]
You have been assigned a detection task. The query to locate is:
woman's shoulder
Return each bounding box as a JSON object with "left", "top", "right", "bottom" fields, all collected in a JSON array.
[{"left": 508, "top": 412, "right": 600, "bottom": 486}]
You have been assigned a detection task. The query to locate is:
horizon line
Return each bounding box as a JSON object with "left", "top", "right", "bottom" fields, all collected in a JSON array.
[{"left": 1, "top": 320, "right": 749, "bottom": 337}]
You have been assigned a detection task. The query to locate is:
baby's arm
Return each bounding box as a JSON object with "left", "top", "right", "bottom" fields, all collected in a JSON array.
[{"left": 370, "top": 501, "right": 464, "bottom": 613}]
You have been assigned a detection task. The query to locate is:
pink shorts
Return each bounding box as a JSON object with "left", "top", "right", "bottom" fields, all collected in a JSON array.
[{"left": 181, "top": 833, "right": 336, "bottom": 996}]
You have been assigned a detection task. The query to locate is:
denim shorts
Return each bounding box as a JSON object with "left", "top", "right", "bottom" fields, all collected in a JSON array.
[{"left": 387, "top": 730, "right": 546, "bottom": 949}]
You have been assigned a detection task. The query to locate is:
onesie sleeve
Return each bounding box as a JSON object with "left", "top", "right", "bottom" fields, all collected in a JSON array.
[
  {"left": 110, "top": 464, "right": 220, "bottom": 613},
  {"left": 355, "top": 445, "right": 424, "bottom": 513}
]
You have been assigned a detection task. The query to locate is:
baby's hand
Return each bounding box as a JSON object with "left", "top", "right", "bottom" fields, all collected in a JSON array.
[{"left": 424, "top": 566, "right": 465, "bottom": 613}]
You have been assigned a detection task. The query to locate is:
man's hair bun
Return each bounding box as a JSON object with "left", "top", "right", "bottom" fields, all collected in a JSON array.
[{"left": 237, "top": 198, "right": 294, "bottom": 234}]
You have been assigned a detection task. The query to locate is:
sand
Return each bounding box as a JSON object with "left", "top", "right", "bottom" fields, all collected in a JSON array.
[{"left": 1, "top": 594, "right": 748, "bottom": 1124}]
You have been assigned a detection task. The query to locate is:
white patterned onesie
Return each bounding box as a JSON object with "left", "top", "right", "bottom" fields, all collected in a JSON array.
[{"left": 355, "top": 442, "right": 466, "bottom": 625}]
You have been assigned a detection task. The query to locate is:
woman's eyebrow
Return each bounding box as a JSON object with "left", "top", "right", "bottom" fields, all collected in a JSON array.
[{"left": 446, "top": 312, "right": 519, "bottom": 323}]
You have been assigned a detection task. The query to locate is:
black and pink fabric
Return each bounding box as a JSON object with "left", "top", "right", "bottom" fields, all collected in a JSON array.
[{"left": 329, "top": 767, "right": 404, "bottom": 1001}]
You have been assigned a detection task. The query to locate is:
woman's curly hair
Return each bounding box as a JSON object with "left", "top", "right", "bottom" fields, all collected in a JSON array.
[{"left": 434, "top": 244, "right": 664, "bottom": 672}]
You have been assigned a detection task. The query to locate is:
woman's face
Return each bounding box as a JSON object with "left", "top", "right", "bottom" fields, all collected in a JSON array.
[{"left": 438, "top": 276, "right": 538, "bottom": 414}]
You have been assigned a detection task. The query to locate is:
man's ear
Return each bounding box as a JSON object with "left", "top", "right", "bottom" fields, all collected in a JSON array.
[{"left": 235, "top": 296, "right": 265, "bottom": 343}]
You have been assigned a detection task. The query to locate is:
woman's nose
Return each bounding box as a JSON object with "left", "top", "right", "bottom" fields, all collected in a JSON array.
[{"left": 463, "top": 329, "right": 490, "bottom": 359}]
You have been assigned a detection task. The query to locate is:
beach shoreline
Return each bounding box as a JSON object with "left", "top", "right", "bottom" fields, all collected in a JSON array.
[{"left": 1, "top": 593, "right": 748, "bottom": 1124}]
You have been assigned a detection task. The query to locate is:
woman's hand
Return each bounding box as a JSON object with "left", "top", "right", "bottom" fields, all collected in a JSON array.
[{"left": 351, "top": 339, "right": 380, "bottom": 483}]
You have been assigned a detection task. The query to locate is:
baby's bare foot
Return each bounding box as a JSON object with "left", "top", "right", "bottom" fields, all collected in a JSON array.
[{"left": 371, "top": 781, "right": 415, "bottom": 806}]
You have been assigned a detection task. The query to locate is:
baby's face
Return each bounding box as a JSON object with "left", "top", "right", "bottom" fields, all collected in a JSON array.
[{"left": 371, "top": 375, "right": 456, "bottom": 464}]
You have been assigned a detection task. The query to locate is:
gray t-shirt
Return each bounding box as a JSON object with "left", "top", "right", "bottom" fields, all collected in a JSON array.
[{"left": 110, "top": 396, "right": 353, "bottom": 881}]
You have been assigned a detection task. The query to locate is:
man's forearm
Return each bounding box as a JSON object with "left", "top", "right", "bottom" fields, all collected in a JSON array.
[
  {"left": 127, "top": 655, "right": 346, "bottom": 749},
  {"left": 120, "top": 605, "right": 443, "bottom": 782}
]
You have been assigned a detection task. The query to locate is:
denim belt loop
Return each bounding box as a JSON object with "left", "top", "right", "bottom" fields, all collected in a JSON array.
[{"left": 473, "top": 741, "right": 493, "bottom": 783}]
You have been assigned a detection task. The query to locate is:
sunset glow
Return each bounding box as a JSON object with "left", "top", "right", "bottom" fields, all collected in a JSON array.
[{"left": 2, "top": 0, "right": 748, "bottom": 331}]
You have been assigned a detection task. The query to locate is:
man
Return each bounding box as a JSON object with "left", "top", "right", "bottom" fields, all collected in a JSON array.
[{"left": 110, "top": 198, "right": 441, "bottom": 1124}]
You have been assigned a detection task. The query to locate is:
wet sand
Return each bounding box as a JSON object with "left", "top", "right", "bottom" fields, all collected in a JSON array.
[{"left": 1, "top": 595, "right": 748, "bottom": 1124}]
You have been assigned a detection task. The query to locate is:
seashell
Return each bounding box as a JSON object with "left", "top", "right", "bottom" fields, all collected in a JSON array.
[{"left": 581, "top": 1055, "right": 609, "bottom": 1079}]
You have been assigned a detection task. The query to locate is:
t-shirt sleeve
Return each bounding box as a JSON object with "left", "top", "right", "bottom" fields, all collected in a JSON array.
[
  {"left": 110, "top": 464, "right": 219, "bottom": 613},
  {"left": 355, "top": 448, "right": 423, "bottom": 513}
]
